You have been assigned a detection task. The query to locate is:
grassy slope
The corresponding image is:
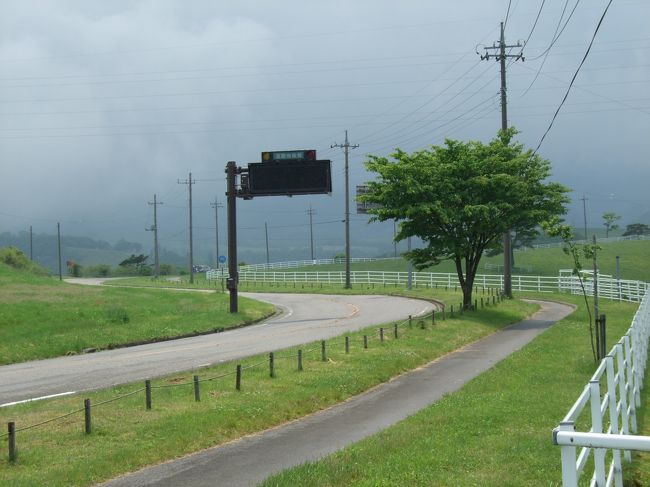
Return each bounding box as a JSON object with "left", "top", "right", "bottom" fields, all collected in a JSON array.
[
  {"left": 0, "top": 263, "right": 272, "bottom": 364},
  {"left": 0, "top": 295, "right": 534, "bottom": 486},
  {"left": 262, "top": 240, "right": 650, "bottom": 281},
  {"left": 262, "top": 295, "right": 639, "bottom": 486}
]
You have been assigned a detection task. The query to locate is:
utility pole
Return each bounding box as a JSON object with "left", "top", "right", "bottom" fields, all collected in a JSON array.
[
  {"left": 265, "top": 222, "right": 270, "bottom": 264},
  {"left": 581, "top": 194, "right": 588, "bottom": 241},
  {"left": 211, "top": 199, "right": 223, "bottom": 267},
  {"left": 307, "top": 205, "right": 316, "bottom": 260},
  {"left": 29, "top": 225, "right": 33, "bottom": 261},
  {"left": 393, "top": 220, "right": 397, "bottom": 258},
  {"left": 57, "top": 222, "right": 62, "bottom": 281},
  {"left": 146, "top": 194, "right": 162, "bottom": 278},
  {"left": 178, "top": 173, "right": 195, "bottom": 283},
  {"left": 480, "top": 22, "right": 523, "bottom": 299},
  {"left": 331, "top": 130, "right": 359, "bottom": 289}
]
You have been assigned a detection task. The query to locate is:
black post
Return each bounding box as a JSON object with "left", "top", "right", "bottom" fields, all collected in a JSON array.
[
  {"left": 84, "top": 398, "right": 91, "bottom": 434},
  {"left": 408, "top": 315, "right": 412, "bottom": 328},
  {"left": 193, "top": 375, "right": 201, "bottom": 402},
  {"left": 394, "top": 323, "right": 398, "bottom": 339},
  {"left": 236, "top": 364, "right": 242, "bottom": 390},
  {"left": 298, "top": 350, "right": 303, "bottom": 371},
  {"left": 8, "top": 422, "right": 16, "bottom": 462},
  {"left": 451, "top": 305, "right": 454, "bottom": 317},
  {"left": 226, "top": 161, "right": 238, "bottom": 313},
  {"left": 145, "top": 380, "right": 152, "bottom": 410},
  {"left": 380, "top": 328, "right": 384, "bottom": 342},
  {"left": 321, "top": 340, "right": 327, "bottom": 362},
  {"left": 269, "top": 352, "right": 275, "bottom": 378},
  {"left": 431, "top": 311, "right": 435, "bottom": 326},
  {"left": 363, "top": 335, "right": 368, "bottom": 349},
  {"left": 345, "top": 336, "right": 350, "bottom": 354}
]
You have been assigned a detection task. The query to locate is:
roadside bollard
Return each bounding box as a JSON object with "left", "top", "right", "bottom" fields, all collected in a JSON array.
[
  {"left": 236, "top": 365, "right": 242, "bottom": 391},
  {"left": 394, "top": 323, "right": 398, "bottom": 339},
  {"left": 193, "top": 375, "right": 201, "bottom": 402},
  {"left": 145, "top": 380, "right": 152, "bottom": 410},
  {"left": 345, "top": 336, "right": 350, "bottom": 354},
  {"left": 432, "top": 311, "right": 435, "bottom": 326},
  {"left": 84, "top": 399, "right": 92, "bottom": 434},
  {"left": 363, "top": 335, "right": 368, "bottom": 349},
  {"left": 380, "top": 328, "right": 384, "bottom": 342},
  {"left": 8, "top": 422, "right": 16, "bottom": 462},
  {"left": 269, "top": 352, "right": 275, "bottom": 378},
  {"left": 297, "top": 349, "right": 303, "bottom": 371},
  {"left": 321, "top": 340, "right": 327, "bottom": 362},
  {"left": 408, "top": 314, "right": 412, "bottom": 328}
]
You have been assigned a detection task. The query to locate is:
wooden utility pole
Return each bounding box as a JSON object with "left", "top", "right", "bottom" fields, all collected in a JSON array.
[
  {"left": 147, "top": 194, "right": 162, "bottom": 278},
  {"left": 331, "top": 130, "right": 359, "bottom": 289},
  {"left": 480, "top": 22, "right": 523, "bottom": 299},
  {"left": 177, "top": 173, "right": 195, "bottom": 283},
  {"left": 307, "top": 206, "right": 316, "bottom": 260},
  {"left": 57, "top": 222, "right": 62, "bottom": 280},
  {"left": 211, "top": 199, "right": 223, "bottom": 267}
]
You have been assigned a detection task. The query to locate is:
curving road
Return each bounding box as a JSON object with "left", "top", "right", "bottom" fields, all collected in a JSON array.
[
  {"left": 100, "top": 300, "right": 574, "bottom": 487},
  {"left": 0, "top": 291, "right": 433, "bottom": 406}
]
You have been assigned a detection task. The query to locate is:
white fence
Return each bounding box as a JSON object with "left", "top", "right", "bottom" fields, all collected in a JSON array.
[
  {"left": 238, "top": 257, "right": 396, "bottom": 272},
  {"left": 523, "top": 234, "right": 650, "bottom": 251},
  {"left": 553, "top": 289, "right": 650, "bottom": 486},
  {"left": 207, "top": 269, "right": 649, "bottom": 303}
]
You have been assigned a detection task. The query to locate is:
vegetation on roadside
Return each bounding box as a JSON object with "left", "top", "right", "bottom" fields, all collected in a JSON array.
[
  {"left": 0, "top": 263, "right": 273, "bottom": 364},
  {"left": 0, "top": 294, "right": 535, "bottom": 487},
  {"left": 262, "top": 295, "right": 639, "bottom": 486}
]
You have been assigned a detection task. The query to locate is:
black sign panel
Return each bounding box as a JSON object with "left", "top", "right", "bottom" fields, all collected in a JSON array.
[{"left": 246, "top": 160, "right": 332, "bottom": 197}]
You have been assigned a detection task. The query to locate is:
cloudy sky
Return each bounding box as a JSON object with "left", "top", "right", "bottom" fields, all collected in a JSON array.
[{"left": 0, "top": 0, "right": 648, "bottom": 262}]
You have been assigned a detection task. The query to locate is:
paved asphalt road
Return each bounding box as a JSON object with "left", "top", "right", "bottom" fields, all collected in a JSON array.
[
  {"left": 0, "top": 290, "right": 433, "bottom": 405},
  {"left": 100, "top": 300, "right": 574, "bottom": 487}
]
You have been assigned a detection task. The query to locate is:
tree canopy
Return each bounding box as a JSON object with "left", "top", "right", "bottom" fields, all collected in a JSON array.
[
  {"left": 359, "top": 129, "right": 570, "bottom": 307},
  {"left": 622, "top": 223, "right": 650, "bottom": 236},
  {"left": 602, "top": 212, "right": 621, "bottom": 238}
]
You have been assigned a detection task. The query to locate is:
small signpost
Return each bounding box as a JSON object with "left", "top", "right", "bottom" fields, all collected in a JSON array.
[{"left": 226, "top": 150, "right": 332, "bottom": 312}]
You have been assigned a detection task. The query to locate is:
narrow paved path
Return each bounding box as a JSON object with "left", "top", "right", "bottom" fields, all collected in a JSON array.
[
  {"left": 0, "top": 292, "right": 432, "bottom": 405},
  {"left": 100, "top": 300, "right": 574, "bottom": 487}
]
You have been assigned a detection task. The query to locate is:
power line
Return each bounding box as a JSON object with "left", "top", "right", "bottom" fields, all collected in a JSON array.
[{"left": 535, "top": 0, "right": 615, "bottom": 153}]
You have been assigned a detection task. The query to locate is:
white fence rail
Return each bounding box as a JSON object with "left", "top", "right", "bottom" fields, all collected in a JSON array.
[
  {"left": 238, "top": 257, "right": 396, "bottom": 272},
  {"left": 553, "top": 289, "right": 650, "bottom": 486},
  {"left": 206, "top": 269, "right": 649, "bottom": 303}
]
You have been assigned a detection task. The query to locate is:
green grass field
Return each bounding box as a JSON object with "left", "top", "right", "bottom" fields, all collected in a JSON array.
[
  {"left": 0, "top": 293, "right": 534, "bottom": 487},
  {"left": 0, "top": 263, "right": 273, "bottom": 364},
  {"left": 261, "top": 295, "right": 640, "bottom": 486},
  {"left": 258, "top": 240, "right": 649, "bottom": 281}
]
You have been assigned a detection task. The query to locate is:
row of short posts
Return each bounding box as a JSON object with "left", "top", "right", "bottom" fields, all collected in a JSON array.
[{"left": 6, "top": 295, "right": 509, "bottom": 462}]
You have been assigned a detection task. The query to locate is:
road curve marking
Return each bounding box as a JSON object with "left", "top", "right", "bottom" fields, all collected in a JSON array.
[{"left": 0, "top": 391, "right": 76, "bottom": 408}]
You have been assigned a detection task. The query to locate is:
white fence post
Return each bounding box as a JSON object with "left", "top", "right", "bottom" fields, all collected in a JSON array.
[
  {"left": 588, "top": 380, "right": 607, "bottom": 485},
  {"left": 556, "top": 422, "right": 578, "bottom": 487}
]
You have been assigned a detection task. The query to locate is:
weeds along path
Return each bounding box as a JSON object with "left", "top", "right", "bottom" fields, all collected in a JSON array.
[
  {"left": 0, "top": 286, "right": 434, "bottom": 405},
  {"left": 100, "top": 300, "right": 573, "bottom": 487}
]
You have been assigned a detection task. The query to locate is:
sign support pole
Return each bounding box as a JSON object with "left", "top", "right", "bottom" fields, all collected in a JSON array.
[{"left": 226, "top": 161, "right": 238, "bottom": 313}]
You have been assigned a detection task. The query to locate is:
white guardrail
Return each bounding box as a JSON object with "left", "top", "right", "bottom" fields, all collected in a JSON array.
[
  {"left": 553, "top": 289, "right": 650, "bottom": 486},
  {"left": 206, "top": 268, "right": 649, "bottom": 303}
]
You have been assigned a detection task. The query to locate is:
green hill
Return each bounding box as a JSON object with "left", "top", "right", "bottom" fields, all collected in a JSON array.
[{"left": 269, "top": 240, "right": 650, "bottom": 282}]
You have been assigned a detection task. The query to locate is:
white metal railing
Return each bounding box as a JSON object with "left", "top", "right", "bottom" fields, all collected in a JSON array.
[
  {"left": 553, "top": 289, "right": 650, "bottom": 486},
  {"left": 238, "top": 257, "right": 396, "bottom": 272},
  {"left": 208, "top": 269, "right": 648, "bottom": 303}
]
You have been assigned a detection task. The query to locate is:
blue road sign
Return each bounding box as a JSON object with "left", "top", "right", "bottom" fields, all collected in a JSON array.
[{"left": 219, "top": 255, "right": 227, "bottom": 264}]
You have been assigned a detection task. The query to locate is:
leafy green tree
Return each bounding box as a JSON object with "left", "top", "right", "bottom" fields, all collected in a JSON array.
[
  {"left": 118, "top": 254, "right": 148, "bottom": 269},
  {"left": 602, "top": 212, "right": 620, "bottom": 237},
  {"left": 622, "top": 223, "right": 650, "bottom": 236},
  {"left": 359, "top": 128, "right": 570, "bottom": 309}
]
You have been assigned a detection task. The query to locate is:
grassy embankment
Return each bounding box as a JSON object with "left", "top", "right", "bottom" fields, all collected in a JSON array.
[
  {"left": 266, "top": 239, "right": 650, "bottom": 280},
  {"left": 0, "top": 288, "right": 534, "bottom": 486},
  {"left": 262, "top": 294, "right": 641, "bottom": 486},
  {"left": 0, "top": 263, "right": 272, "bottom": 365}
]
